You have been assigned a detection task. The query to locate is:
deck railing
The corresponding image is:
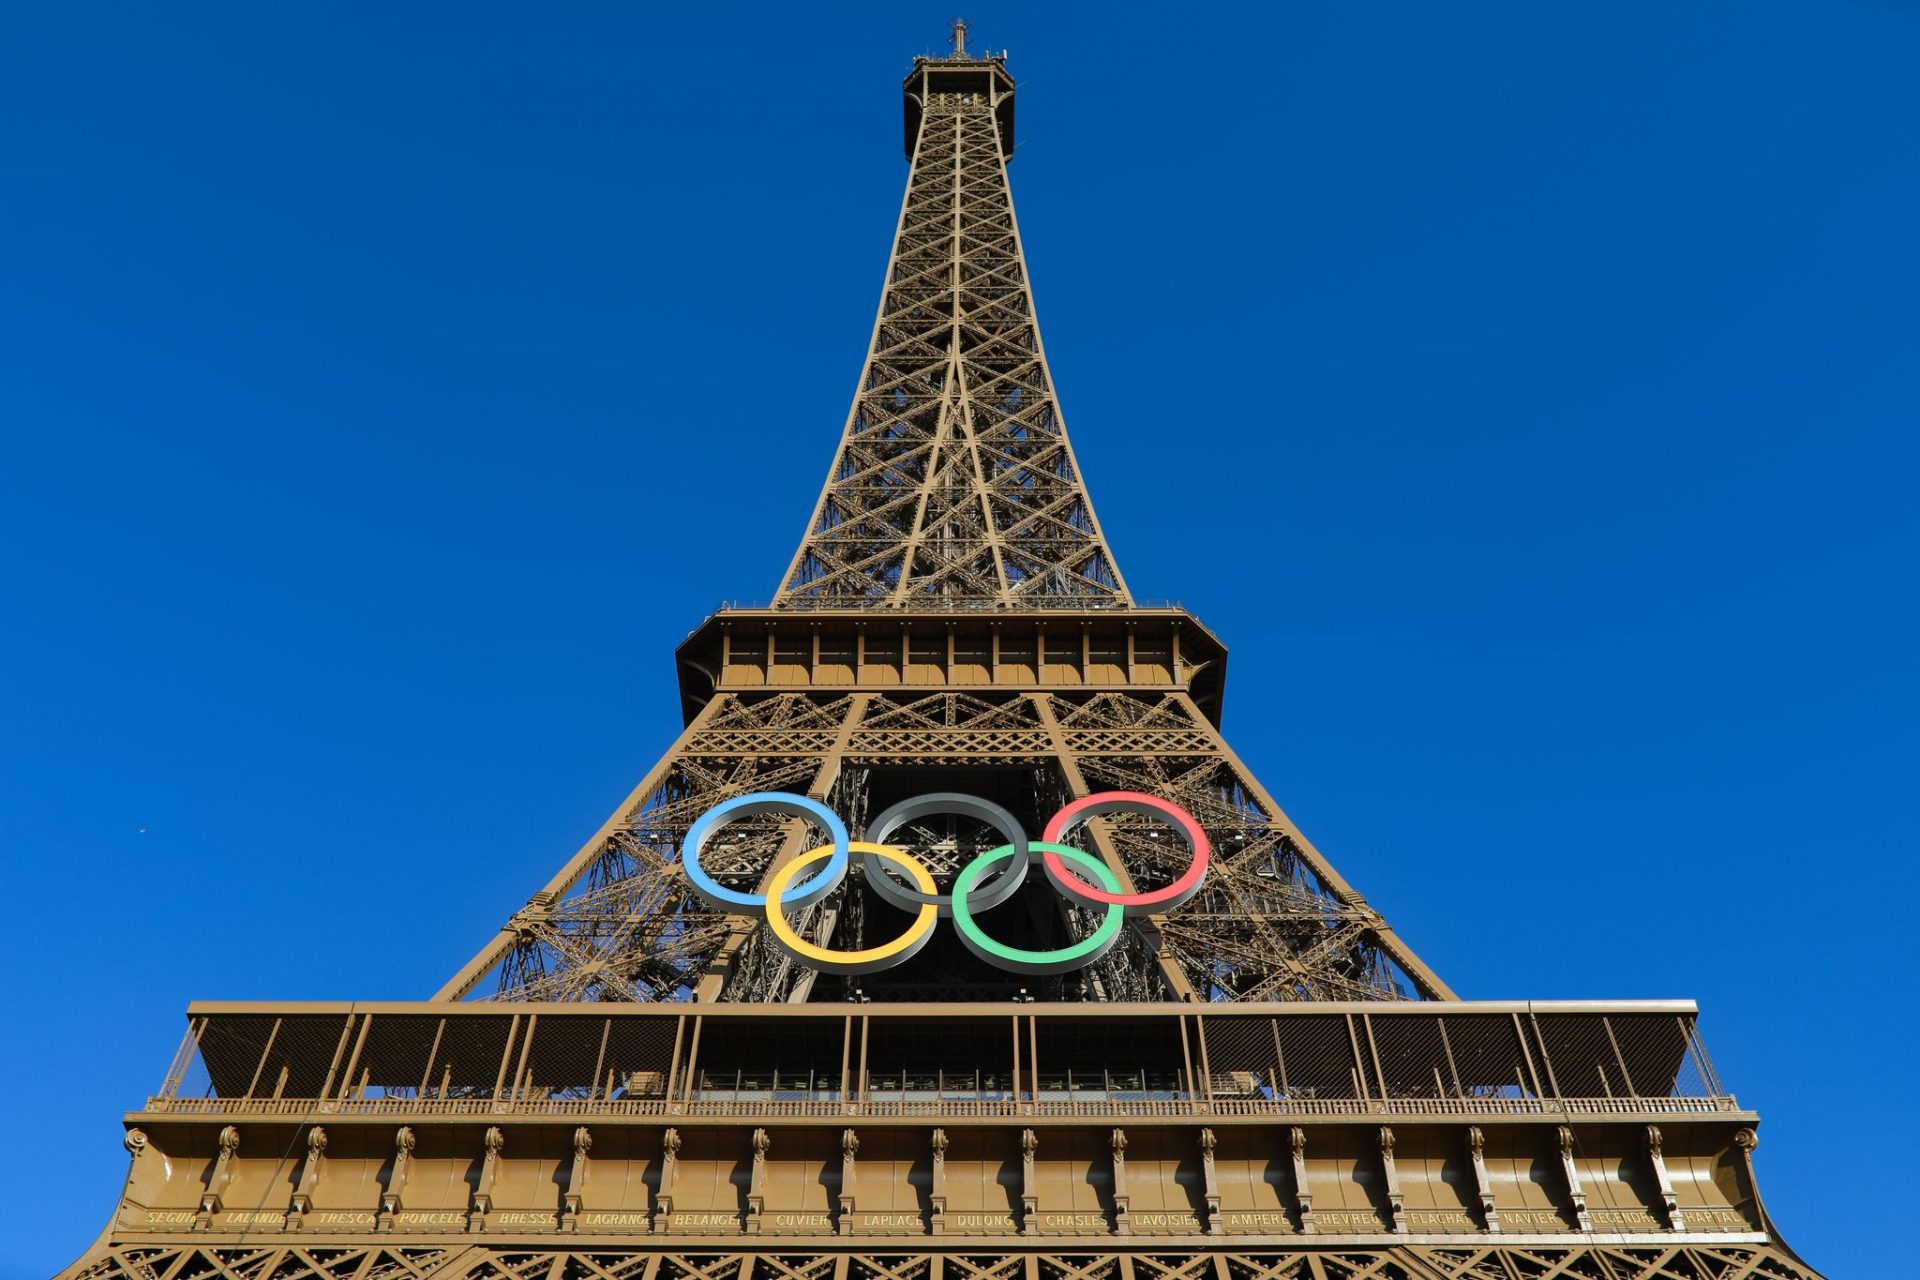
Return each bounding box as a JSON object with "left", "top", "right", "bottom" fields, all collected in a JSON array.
[{"left": 153, "top": 1001, "right": 1736, "bottom": 1123}]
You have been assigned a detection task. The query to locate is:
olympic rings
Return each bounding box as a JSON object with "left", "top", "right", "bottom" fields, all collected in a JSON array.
[
  {"left": 951, "top": 842, "right": 1126, "bottom": 975},
  {"left": 680, "top": 792, "right": 849, "bottom": 912},
  {"left": 863, "top": 792, "right": 1029, "bottom": 918},
  {"left": 763, "top": 843, "right": 939, "bottom": 974},
  {"left": 1041, "top": 790, "right": 1210, "bottom": 917},
  {"left": 675, "top": 789, "right": 1208, "bottom": 975}
]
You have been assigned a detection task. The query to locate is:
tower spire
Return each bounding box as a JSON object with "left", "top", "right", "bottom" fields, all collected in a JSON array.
[
  {"left": 949, "top": 17, "right": 970, "bottom": 58},
  {"left": 777, "top": 46, "right": 1128, "bottom": 609}
]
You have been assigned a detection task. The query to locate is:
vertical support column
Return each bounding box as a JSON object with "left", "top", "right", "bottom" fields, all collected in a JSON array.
[
  {"left": 1732, "top": 1127, "right": 1763, "bottom": 1230},
  {"left": 839, "top": 1128, "right": 859, "bottom": 1235},
  {"left": 1557, "top": 1126, "right": 1592, "bottom": 1231},
  {"left": 1199, "top": 1128, "right": 1222, "bottom": 1235},
  {"left": 929, "top": 1129, "right": 949, "bottom": 1235},
  {"left": 468, "top": 1127, "right": 502, "bottom": 1232},
  {"left": 1019, "top": 1129, "right": 1039, "bottom": 1235},
  {"left": 289, "top": 1126, "right": 326, "bottom": 1229},
  {"left": 377, "top": 1126, "right": 415, "bottom": 1231},
  {"left": 1646, "top": 1125, "right": 1686, "bottom": 1231},
  {"left": 1290, "top": 1127, "right": 1315, "bottom": 1234},
  {"left": 654, "top": 1128, "right": 681, "bottom": 1234},
  {"left": 561, "top": 1126, "right": 592, "bottom": 1231},
  {"left": 195, "top": 1126, "right": 240, "bottom": 1229},
  {"left": 1466, "top": 1126, "right": 1499, "bottom": 1233},
  {"left": 747, "top": 1129, "right": 769, "bottom": 1234},
  {"left": 1378, "top": 1126, "right": 1405, "bottom": 1233},
  {"left": 1110, "top": 1128, "right": 1130, "bottom": 1236}
]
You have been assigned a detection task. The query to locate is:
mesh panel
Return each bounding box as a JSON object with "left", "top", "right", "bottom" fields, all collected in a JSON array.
[
  {"left": 193, "top": 1014, "right": 278, "bottom": 1097},
  {"left": 1440, "top": 1015, "right": 1537, "bottom": 1099},
  {"left": 515, "top": 1017, "right": 610, "bottom": 1101},
  {"left": 1367, "top": 1014, "right": 1453, "bottom": 1099},
  {"left": 603, "top": 1017, "right": 679, "bottom": 1100},
  {"left": 356, "top": 1015, "right": 443, "bottom": 1100},
  {"left": 1605, "top": 1014, "right": 1703, "bottom": 1098},
  {"left": 1201, "top": 1016, "right": 1279, "bottom": 1097},
  {"left": 1272, "top": 1015, "right": 1364, "bottom": 1099},
  {"left": 427, "top": 1014, "right": 516, "bottom": 1099},
  {"left": 257, "top": 1015, "right": 354, "bottom": 1099},
  {"left": 1532, "top": 1015, "right": 1622, "bottom": 1098}
]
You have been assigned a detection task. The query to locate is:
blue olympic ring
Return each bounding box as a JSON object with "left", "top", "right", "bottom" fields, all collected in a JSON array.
[{"left": 679, "top": 792, "right": 850, "bottom": 912}]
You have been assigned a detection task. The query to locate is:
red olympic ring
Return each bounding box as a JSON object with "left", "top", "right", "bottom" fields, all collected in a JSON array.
[{"left": 1040, "top": 791, "right": 1210, "bottom": 916}]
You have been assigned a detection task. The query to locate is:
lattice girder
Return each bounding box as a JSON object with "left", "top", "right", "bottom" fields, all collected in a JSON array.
[{"left": 777, "top": 84, "right": 1128, "bottom": 609}]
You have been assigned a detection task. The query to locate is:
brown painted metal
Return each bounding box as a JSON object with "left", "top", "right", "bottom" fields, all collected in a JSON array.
[{"left": 56, "top": 26, "right": 1823, "bottom": 1280}]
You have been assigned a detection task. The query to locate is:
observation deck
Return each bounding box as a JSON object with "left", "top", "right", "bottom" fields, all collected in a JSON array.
[{"left": 118, "top": 1000, "right": 1771, "bottom": 1243}]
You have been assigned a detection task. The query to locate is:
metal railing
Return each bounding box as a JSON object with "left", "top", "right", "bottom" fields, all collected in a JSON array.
[{"left": 151, "top": 1002, "right": 1739, "bottom": 1124}]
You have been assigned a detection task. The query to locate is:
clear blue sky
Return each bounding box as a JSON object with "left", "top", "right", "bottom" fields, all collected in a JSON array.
[{"left": 2, "top": 4, "right": 1913, "bottom": 1276}]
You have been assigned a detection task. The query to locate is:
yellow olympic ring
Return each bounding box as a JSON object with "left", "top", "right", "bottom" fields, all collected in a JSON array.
[{"left": 763, "top": 842, "right": 939, "bottom": 975}]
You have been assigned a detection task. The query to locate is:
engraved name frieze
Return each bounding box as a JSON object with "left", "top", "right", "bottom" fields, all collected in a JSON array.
[
  {"left": 492, "top": 1211, "right": 558, "bottom": 1228},
  {"left": 949, "top": 1212, "right": 1018, "bottom": 1232},
  {"left": 1222, "top": 1211, "right": 1297, "bottom": 1232},
  {"left": 142, "top": 1210, "right": 198, "bottom": 1228},
  {"left": 1310, "top": 1210, "right": 1392, "bottom": 1231},
  {"left": 850, "top": 1212, "right": 928, "bottom": 1232},
  {"left": 671, "top": 1212, "right": 744, "bottom": 1232}
]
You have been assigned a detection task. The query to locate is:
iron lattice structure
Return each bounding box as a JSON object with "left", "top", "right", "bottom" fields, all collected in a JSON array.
[
  {"left": 58, "top": 27, "right": 1823, "bottom": 1280},
  {"left": 432, "top": 41, "right": 1446, "bottom": 1010},
  {"left": 776, "top": 71, "right": 1125, "bottom": 608}
]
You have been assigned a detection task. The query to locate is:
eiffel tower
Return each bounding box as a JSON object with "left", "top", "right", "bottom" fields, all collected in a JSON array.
[{"left": 61, "top": 25, "right": 1822, "bottom": 1280}]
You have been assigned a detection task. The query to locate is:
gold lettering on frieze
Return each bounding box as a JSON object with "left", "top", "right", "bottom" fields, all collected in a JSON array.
[
  {"left": 1403, "top": 1210, "right": 1475, "bottom": 1231},
  {"left": 1129, "top": 1212, "right": 1203, "bottom": 1232},
  {"left": 312, "top": 1211, "right": 378, "bottom": 1229},
  {"left": 1039, "top": 1212, "right": 1109, "bottom": 1231},
  {"left": 672, "top": 1212, "right": 744, "bottom": 1232},
  {"left": 142, "top": 1210, "right": 199, "bottom": 1227},
  {"left": 852, "top": 1212, "right": 928, "bottom": 1232},
  {"left": 221, "top": 1210, "right": 286, "bottom": 1228},
  {"left": 493, "top": 1211, "right": 557, "bottom": 1228},
  {"left": 1311, "top": 1211, "right": 1390, "bottom": 1232},
  {"left": 766, "top": 1213, "right": 834, "bottom": 1230},
  {"left": 1222, "top": 1211, "right": 1295, "bottom": 1232},
  {"left": 1591, "top": 1209, "right": 1662, "bottom": 1229},
  {"left": 396, "top": 1211, "right": 467, "bottom": 1228},
  {"left": 1688, "top": 1208, "right": 1755, "bottom": 1229},
  {"left": 1499, "top": 1210, "right": 1571, "bottom": 1230},
  {"left": 950, "top": 1212, "right": 1017, "bottom": 1232},
  {"left": 581, "top": 1212, "right": 653, "bottom": 1229}
]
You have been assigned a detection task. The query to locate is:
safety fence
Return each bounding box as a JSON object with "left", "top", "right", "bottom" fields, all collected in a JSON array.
[{"left": 151, "top": 1002, "right": 1732, "bottom": 1121}]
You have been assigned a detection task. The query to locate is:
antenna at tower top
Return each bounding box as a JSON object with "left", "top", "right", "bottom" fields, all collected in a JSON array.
[{"left": 949, "top": 18, "right": 970, "bottom": 58}]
